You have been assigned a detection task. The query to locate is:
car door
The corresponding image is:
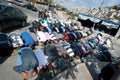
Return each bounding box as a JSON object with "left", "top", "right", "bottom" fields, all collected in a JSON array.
[
  {"left": 0, "top": 5, "right": 6, "bottom": 31},
  {"left": 2, "top": 7, "right": 16, "bottom": 29},
  {"left": 12, "top": 8, "right": 21, "bottom": 26},
  {"left": 13, "top": 8, "right": 27, "bottom": 26}
]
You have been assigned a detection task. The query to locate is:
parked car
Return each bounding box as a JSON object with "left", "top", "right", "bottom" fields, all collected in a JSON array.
[
  {"left": 22, "top": 4, "right": 38, "bottom": 12},
  {"left": 0, "top": 3, "right": 27, "bottom": 31},
  {"left": 14, "top": 0, "right": 30, "bottom": 6},
  {"left": 15, "top": 0, "right": 25, "bottom": 3},
  {"left": 0, "top": 32, "right": 12, "bottom": 57}
]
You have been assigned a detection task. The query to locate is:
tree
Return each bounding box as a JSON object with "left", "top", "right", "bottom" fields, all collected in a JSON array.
[{"left": 26, "top": 0, "right": 37, "bottom": 6}]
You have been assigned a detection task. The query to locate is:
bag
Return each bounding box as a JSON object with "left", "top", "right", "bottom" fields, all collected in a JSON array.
[
  {"left": 9, "top": 33, "right": 24, "bottom": 48},
  {"left": 0, "top": 32, "right": 11, "bottom": 56},
  {"left": 21, "top": 31, "right": 35, "bottom": 47}
]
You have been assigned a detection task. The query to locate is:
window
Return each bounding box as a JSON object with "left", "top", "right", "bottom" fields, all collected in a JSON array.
[
  {"left": 13, "top": 8, "right": 23, "bottom": 15},
  {"left": 5, "top": 7, "right": 16, "bottom": 15}
]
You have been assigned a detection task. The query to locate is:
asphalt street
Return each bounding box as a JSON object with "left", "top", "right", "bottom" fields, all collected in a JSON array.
[{"left": 3, "top": 0, "right": 39, "bottom": 23}]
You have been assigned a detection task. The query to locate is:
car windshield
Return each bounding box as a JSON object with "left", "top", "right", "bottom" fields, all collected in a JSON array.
[{"left": 0, "top": 5, "right": 6, "bottom": 12}]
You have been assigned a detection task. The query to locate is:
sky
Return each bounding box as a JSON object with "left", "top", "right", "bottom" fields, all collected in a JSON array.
[{"left": 54, "top": 0, "right": 120, "bottom": 10}]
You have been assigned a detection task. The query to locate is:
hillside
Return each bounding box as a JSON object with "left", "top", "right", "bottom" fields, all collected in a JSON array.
[{"left": 72, "top": 5, "right": 120, "bottom": 23}]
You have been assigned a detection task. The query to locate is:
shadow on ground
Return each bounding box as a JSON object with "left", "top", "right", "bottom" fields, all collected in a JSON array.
[
  {"left": 2, "top": 23, "right": 30, "bottom": 33},
  {"left": 0, "top": 47, "right": 14, "bottom": 64},
  {"left": 86, "top": 62, "right": 109, "bottom": 80}
]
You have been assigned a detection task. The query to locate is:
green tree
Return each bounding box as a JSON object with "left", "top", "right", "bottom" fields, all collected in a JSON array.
[{"left": 43, "top": 0, "right": 53, "bottom": 5}]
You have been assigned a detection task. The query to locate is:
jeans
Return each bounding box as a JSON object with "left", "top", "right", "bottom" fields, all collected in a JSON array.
[{"left": 13, "top": 47, "right": 38, "bottom": 74}]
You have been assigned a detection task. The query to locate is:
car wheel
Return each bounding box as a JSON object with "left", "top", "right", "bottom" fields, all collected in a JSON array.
[{"left": 21, "top": 20, "right": 26, "bottom": 27}]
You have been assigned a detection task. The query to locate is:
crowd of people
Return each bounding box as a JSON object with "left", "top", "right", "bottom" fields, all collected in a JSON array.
[{"left": 6, "top": 9, "right": 119, "bottom": 80}]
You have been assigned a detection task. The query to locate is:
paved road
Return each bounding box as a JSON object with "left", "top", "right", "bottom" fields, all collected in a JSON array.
[{"left": 2, "top": 0, "right": 39, "bottom": 23}]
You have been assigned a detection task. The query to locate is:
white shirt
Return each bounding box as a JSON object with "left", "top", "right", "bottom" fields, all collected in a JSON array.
[
  {"left": 41, "top": 21, "right": 48, "bottom": 27},
  {"left": 36, "top": 31, "right": 46, "bottom": 42}
]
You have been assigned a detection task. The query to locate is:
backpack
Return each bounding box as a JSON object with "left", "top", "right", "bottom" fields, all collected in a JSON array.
[{"left": 9, "top": 33, "right": 24, "bottom": 48}]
